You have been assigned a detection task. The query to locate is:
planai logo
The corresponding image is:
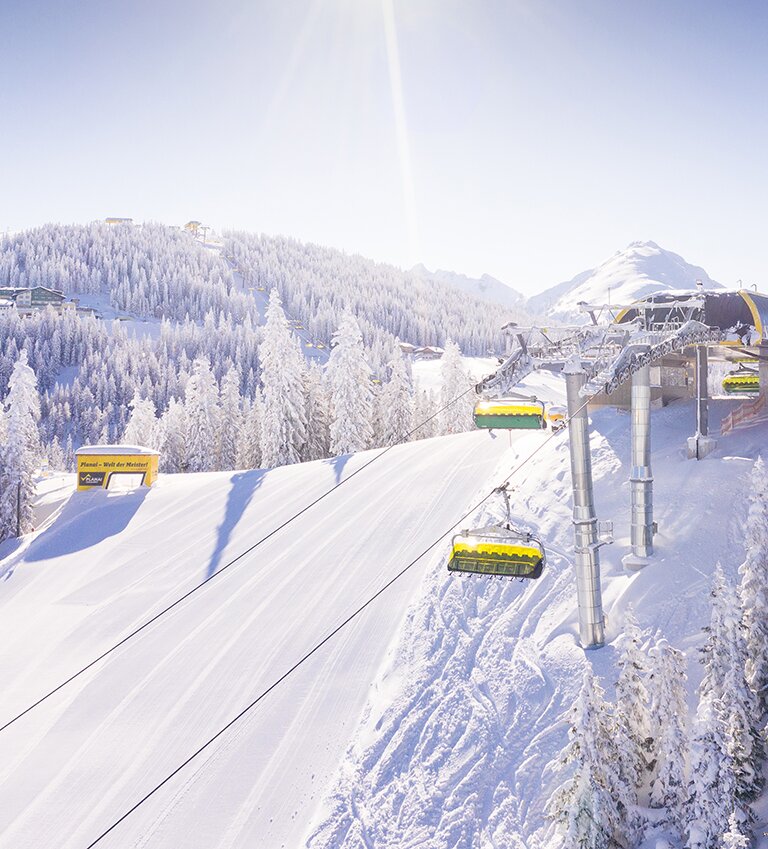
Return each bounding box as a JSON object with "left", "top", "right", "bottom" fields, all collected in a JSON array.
[{"left": 78, "top": 471, "right": 106, "bottom": 487}]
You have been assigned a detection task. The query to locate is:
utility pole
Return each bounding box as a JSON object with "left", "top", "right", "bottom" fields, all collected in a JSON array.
[{"left": 564, "top": 357, "right": 605, "bottom": 649}]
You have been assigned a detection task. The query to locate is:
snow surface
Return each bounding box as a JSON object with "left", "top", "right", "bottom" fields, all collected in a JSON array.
[
  {"left": 0, "top": 431, "right": 508, "bottom": 849},
  {"left": 528, "top": 241, "right": 723, "bottom": 325},
  {"left": 305, "top": 398, "right": 768, "bottom": 848},
  {"left": 2, "top": 374, "right": 767, "bottom": 847}
]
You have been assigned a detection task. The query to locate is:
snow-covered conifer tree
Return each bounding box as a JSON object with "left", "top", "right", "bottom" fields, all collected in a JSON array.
[
  {"left": 217, "top": 365, "right": 243, "bottom": 470},
  {"left": 648, "top": 637, "right": 688, "bottom": 840},
  {"left": 158, "top": 397, "right": 187, "bottom": 473},
  {"left": 259, "top": 289, "right": 308, "bottom": 467},
  {"left": 0, "top": 351, "right": 41, "bottom": 540},
  {"left": 184, "top": 357, "right": 221, "bottom": 472},
  {"left": 304, "top": 361, "right": 330, "bottom": 461},
  {"left": 721, "top": 812, "right": 749, "bottom": 849},
  {"left": 614, "top": 605, "right": 652, "bottom": 794},
  {"left": 122, "top": 394, "right": 158, "bottom": 447},
  {"left": 439, "top": 339, "right": 474, "bottom": 434},
  {"left": 411, "top": 388, "right": 437, "bottom": 440},
  {"left": 685, "top": 697, "right": 734, "bottom": 849},
  {"left": 700, "top": 564, "right": 761, "bottom": 802},
  {"left": 47, "top": 435, "right": 67, "bottom": 472},
  {"left": 379, "top": 346, "right": 413, "bottom": 446},
  {"left": 547, "top": 667, "right": 638, "bottom": 849},
  {"left": 738, "top": 456, "right": 768, "bottom": 712},
  {"left": 238, "top": 391, "right": 263, "bottom": 469},
  {"left": 325, "top": 312, "right": 374, "bottom": 455}
]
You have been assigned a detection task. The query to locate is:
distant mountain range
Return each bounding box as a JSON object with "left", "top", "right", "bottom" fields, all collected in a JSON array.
[
  {"left": 410, "top": 264, "right": 525, "bottom": 310},
  {"left": 415, "top": 241, "right": 724, "bottom": 326}
]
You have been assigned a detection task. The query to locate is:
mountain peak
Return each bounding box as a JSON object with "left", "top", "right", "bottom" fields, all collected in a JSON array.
[{"left": 528, "top": 242, "right": 722, "bottom": 323}]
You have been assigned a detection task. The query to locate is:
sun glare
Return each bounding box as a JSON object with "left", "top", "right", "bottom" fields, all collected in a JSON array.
[{"left": 381, "top": 0, "right": 420, "bottom": 265}]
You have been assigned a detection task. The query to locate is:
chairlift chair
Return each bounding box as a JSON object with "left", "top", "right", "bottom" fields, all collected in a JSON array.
[
  {"left": 473, "top": 397, "right": 546, "bottom": 430},
  {"left": 722, "top": 368, "right": 759, "bottom": 395},
  {"left": 447, "top": 485, "right": 545, "bottom": 579},
  {"left": 546, "top": 404, "right": 567, "bottom": 431}
]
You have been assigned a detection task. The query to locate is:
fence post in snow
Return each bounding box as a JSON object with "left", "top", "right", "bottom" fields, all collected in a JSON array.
[
  {"left": 564, "top": 356, "right": 605, "bottom": 649},
  {"left": 628, "top": 349, "right": 654, "bottom": 562}
]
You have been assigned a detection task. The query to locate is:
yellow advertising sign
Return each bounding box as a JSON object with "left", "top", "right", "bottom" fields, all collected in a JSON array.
[{"left": 77, "top": 453, "right": 160, "bottom": 490}]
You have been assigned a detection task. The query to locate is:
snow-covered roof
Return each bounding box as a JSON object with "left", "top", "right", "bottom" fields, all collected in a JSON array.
[{"left": 76, "top": 444, "right": 160, "bottom": 456}]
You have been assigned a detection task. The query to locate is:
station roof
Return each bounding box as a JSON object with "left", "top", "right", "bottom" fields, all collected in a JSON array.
[
  {"left": 616, "top": 288, "right": 768, "bottom": 346},
  {"left": 76, "top": 445, "right": 160, "bottom": 456}
]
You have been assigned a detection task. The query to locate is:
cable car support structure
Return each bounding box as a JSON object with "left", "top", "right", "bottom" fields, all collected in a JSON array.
[{"left": 475, "top": 301, "right": 727, "bottom": 648}]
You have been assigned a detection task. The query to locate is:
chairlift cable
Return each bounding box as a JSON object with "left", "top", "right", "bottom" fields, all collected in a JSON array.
[
  {"left": 0, "top": 385, "right": 475, "bottom": 735},
  {"left": 82, "top": 392, "right": 594, "bottom": 847}
]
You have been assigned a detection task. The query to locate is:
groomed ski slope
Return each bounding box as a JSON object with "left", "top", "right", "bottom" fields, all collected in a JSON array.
[
  {"left": 0, "top": 430, "right": 509, "bottom": 849},
  {"left": 306, "top": 398, "right": 768, "bottom": 849}
]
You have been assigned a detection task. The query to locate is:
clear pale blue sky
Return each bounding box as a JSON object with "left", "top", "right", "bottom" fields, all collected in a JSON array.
[{"left": 1, "top": 0, "right": 766, "bottom": 294}]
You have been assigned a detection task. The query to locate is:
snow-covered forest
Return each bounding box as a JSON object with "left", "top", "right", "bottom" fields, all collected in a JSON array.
[
  {"left": 0, "top": 222, "right": 498, "bottom": 513},
  {"left": 224, "top": 231, "right": 521, "bottom": 357}
]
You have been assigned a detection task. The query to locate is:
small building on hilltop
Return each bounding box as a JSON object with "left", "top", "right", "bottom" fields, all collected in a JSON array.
[{"left": 105, "top": 217, "right": 133, "bottom": 225}]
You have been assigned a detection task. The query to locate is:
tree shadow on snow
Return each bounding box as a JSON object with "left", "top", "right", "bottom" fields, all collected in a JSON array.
[
  {"left": 205, "top": 469, "right": 268, "bottom": 579},
  {"left": 325, "top": 453, "right": 352, "bottom": 486},
  {"left": 25, "top": 488, "right": 149, "bottom": 562}
]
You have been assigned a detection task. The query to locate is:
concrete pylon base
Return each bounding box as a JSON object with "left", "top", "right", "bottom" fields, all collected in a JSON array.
[
  {"left": 622, "top": 553, "right": 651, "bottom": 572},
  {"left": 687, "top": 435, "right": 717, "bottom": 460}
]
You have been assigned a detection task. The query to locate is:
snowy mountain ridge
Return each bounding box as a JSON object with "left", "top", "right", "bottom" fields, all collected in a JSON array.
[
  {"left": 527, "top": 240, "right": 724, "bottom": 324},
  {"left": 410, "top": 264, "right": 526, "bottom": 311}
]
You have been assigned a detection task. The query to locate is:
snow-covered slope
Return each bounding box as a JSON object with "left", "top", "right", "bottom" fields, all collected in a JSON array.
[
  {"left": 306, "top": 400, "right": 768, "bottom": 848},
  {"left": 0, "top": 431, "right": 508, "bottom": 849},
  {"left": 528, "top": 241, "right": 723, "bottom": 324},
  {"left": 411, "top": 264, "right": 526, "bottom": 311}
]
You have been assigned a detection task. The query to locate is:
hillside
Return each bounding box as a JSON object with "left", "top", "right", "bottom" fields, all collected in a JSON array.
[
  {"left": 306, "top": 398, "right": 767, "bottom": 848},
  {"left": 1, "top": 380, "right": 765, "bottom": 846},
  {"left": 224, "top": 232, "right": 523, "bottom": 360},
  {"left": 0, "top": 430, "right": 508, "bottom": 849},
  {"left": 527, "top": 241, "right": 723, "bottom": 324}
]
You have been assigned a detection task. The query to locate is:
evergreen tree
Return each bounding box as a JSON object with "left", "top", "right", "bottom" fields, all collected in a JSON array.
[
  {"left": 411, "top": 388, "right": 437, "bottom": 440},
  {"left": 547, "top": 667, "right": 638, "bottom": 849},
  {"left": 700, "top": 564, "right": 761, "bottom": 802},
  {"left": 648, "top": 637, "right": 689, "bottom": 840},
  {"left": 184, "top": 357, "right": 220, "bottom": 472},
  {"left": 304, "top": 361, "right": 330, "bottom": 461},
  {"left": 439, "top": 339, "right": 474, "bottom": 434},
  {"left": 218, "top": 365, "right": 243, "bottom": 470},
  {"left": 379, "top": 346, "right": 414, "bottom": 446},
  {"left": 47, "top": 435, "right": 67, "bottom": 471},
  {"left": 0, "top": 351, "right": 41, "bottom": 541},
  {"left": 259, "top": 289, "right": 308, "bottom": 467},
  {"left": 122, "top": 394, "right": 158, "bottom": 447},
  {"left": 721, "top": 812, "right": 749, "bottom": 849},
  {"left": 614, "top": 605, "right": 652, "bottom": 792},
  {"left": 686, "top": 697, "right": 733, "bottom": 849},
  {"left": 738, "top": 456, "right": 768, "bottom": 712},
  {"left": 325, "top": 312, "right": 374, "bottom": 455},
  {"left": 158, "top": 397, "right": 188, "bottom": 473},
  {"left": 238, "top": 392, "right": 263, "bottom": 469}
]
